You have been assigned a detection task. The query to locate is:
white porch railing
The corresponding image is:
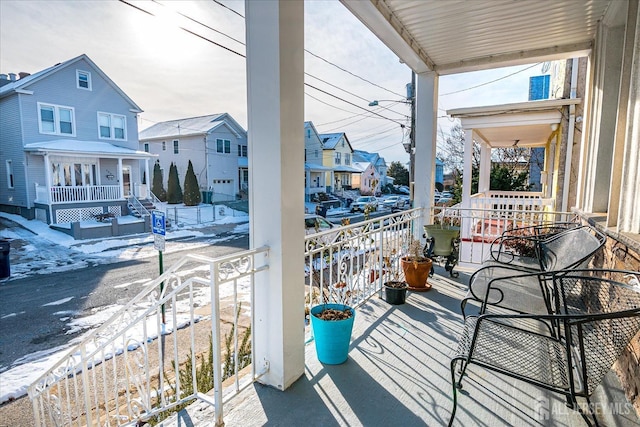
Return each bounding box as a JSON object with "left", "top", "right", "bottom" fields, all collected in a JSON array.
[
  {"left": 431, "top": 204, "right": 576, "bottom": 265},
  {"left": 304, "top": 208, "right": 421, "bottom": 338},
  {"left": 35, "top": 184, "right": 122, "bottom": 204},
  {"left": 470, "top": 190, "right": 555, "bottom": 211},
  {"left": 28, "top": 247, "right": 269, "bottom": 427}
]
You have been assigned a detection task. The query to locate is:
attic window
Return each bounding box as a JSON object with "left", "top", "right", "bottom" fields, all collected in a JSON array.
[
  {"left": 322, "top": 138, "right": 329, "bottom": 143},
  {"left": 76, "top": 70, "right": 91, "bottom": 90}
]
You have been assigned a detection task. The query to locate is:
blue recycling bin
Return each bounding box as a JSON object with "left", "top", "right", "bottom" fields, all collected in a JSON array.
[{"left": 0, "top": 239, "right": 10, "bottom": 279}]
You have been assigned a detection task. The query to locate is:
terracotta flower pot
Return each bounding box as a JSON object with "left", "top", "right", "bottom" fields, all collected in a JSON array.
[{"left": 401, "top": 257, "right": 433, "bottom": 291}]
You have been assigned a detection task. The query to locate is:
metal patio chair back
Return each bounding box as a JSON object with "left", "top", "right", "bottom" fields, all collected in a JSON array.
[
  {"left": 462, "top": 226, "right": 606, "bottom": 318},
  {"left": 449, "top": 270, "right": 640, "bottom": 427},
  {"left": 488, "top": 222, "right": 581, "bottom": 270}
]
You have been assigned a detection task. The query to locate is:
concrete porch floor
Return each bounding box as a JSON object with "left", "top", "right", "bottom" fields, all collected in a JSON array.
[{"left": 161, "top": 268, "right": 639, "bottom": 427}]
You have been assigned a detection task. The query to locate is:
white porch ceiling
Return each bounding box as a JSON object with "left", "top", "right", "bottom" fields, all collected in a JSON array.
[
  {"left": 447, "top": 99, "right": 582, "bottom": 147},
  {"left": 341, "top": 0, "right": 614, "bottom": 75}
]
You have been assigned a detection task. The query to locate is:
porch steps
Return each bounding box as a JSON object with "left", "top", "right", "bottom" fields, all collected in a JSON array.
[{"left": 127, "top": 197, "right": 155, "bottom": 218}]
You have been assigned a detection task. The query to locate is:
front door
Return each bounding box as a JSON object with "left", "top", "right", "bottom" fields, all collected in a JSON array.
[{"left": 122, "top": 166, "right": 131, "bottom": 196}]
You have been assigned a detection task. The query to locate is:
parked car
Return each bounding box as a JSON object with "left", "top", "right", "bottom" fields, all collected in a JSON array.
[
  {"left": 305, "top": 214, "right": 336, "bottom": 234},
  {"left": 350, "top": 196, "right": 378, "bottom": 213},
  {"left": 382, "top": 196, "right": 406, "bottom": 210},
  {"left": 396, "top": 186, "right": 410, "bottom": 195},
  {"left": 437, "top": 192, "right": 454, "bottom": 205}
]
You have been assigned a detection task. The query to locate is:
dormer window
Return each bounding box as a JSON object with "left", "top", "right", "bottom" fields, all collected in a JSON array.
[{"left": 77, "top": 70, "right": 92, "bottom": 90}]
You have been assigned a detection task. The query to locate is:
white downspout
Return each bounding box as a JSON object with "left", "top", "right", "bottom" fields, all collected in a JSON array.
[{"left": 562, "top": 58, "right": 579, "bottom": 212}]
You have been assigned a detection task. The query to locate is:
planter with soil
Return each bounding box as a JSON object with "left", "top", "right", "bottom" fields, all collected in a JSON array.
[
  {"left": 310, "top": 303, "right": 355, "bottom": 364},
  {"left": 383, "top": 281, "right": 408, "bottom": 305},
  {"left": 401, "top": 257, "right": 433, "bottom": 291}
]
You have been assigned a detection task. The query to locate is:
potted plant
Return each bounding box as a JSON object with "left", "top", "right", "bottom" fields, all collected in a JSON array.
[
  {"left": 380, "top": 254, "right": 408, "bottom": 305},
  {"left": 310, "top": 281, "right": 355, "bottom": 365},
  {"left": 401, "top": 239, "right": 433, "bottom": 291},
  {"left": 383, "top": 280, "right": 408, "bottom": 304}
]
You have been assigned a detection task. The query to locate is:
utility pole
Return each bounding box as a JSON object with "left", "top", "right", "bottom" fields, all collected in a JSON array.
[{"left": 405, "top": 72, "right": 416, "bottom": 197}]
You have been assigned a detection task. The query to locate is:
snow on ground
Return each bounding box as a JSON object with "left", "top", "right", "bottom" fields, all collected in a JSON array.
[
  {"left": 0, "top": 275, "right": 253, "bottom": 403},
  {"left": 0, "top": 204, "right": 250, "bottom": 404}
]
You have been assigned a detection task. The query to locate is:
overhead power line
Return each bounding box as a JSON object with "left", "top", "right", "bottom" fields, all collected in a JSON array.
[
  {"left": 122, "top": 0, "right": 405, "bottom": 127},
  {"left": 209, "top": 0, "right": 405, "bottom": 99},
  {"left": 305, "top": 83, "right": 405, "bottom": 126},
  {"left": 440, "top": 63, "right": 541, "bottom": 96}
]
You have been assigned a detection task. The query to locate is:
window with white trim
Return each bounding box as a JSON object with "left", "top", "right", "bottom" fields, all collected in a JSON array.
[
  {"left": 335, "top": 152, "right": 342, "bottom": 165},
  {"left": 345, "top": 153, "right": 351, "bottom": 165},
  {"left": 38, "top": 103, "right": 75, "bottom": 136},
  {"left": 76, "top": 70, "right": 92, "bottom": 90},
  {"left": 173, "top": 140, "right": 179, "bottom": 154},
  {"left": 162, "top": 141, "right": 166, "bottom": 151},
  {"left": 51, "top": 161, "right": 96, "bottom": 187},
  {"left": 144, "top": 143, "right": 149, "bottom": 152},
  {"left": 98, "top": 112, "right": 126, "bottom": 140},
  {"left": 237, "top": 144, "right": 247, "bottom": 157},
  {"left": 6, "top": 160, "right": 14, "bottom": 189},
  {"left": 217, "top": 138, "right": 231, "bottom": 154}
]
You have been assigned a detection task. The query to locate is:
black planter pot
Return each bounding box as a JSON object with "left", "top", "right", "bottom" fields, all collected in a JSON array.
[{"left": 383, "top": 282, "right": 408, "bottom": 305}]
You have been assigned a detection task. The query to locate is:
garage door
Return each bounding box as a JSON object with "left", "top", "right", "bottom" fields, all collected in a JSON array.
[{"left": 212, "top": 179, "right": 234, "bottom": 199}]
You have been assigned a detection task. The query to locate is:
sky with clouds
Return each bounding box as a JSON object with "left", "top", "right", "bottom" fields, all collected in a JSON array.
[{"left": 1, "top": 0, "right": 548, "bottom": 165}]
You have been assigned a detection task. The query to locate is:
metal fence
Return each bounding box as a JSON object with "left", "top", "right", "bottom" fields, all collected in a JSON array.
[
  {"left": 303, "top": 208, "right": 421, "bottom": 339},
  {"left": 431, "top": 204, "right": 576, "bottom": 266},
  {"left": 164, "top": 204, "right": 247, "bottom": 227},
  {"left": 29, "top": 247, "right": 269, "bottom": 426}
]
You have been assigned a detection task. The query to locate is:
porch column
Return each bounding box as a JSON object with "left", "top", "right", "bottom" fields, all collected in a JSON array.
[
  {"left": 246, "top": 0, "right": 305, "bottom": 390},
  {"left": 117, "top": 158, "right": 124, "bottom": 199},
  {"left": 614, "top": 0, "right": 640, "bottom": 233},
  {"left": 44, "top": 153, "right": 52, "bottom": 202},
  {"left": 413, "top": 70, "right": 438, "bottom": 234},
  {"left": 145, "top": 159, "right": 150, "bottom": 192},
  {"left": 478, "top": 141, "right": 491, "bottom": 193},
  {"left": 305, "top": 169, "right": 311, "bottom": 201},
  {"left": 44, "top": 153, "right": 54, "bottom": 222},
  {"left": 461, "top": 129, "right": 474, "bottom": 209}
]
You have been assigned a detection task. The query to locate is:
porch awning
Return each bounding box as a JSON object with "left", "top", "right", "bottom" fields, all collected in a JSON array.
[
  {"left": 341, "top": 0, "right": 611, "bottom": 74},
  {"left": 24, "top": 140, "right": 156, "bottom": 159},
  {"left": 304, "top": 162, "right": 332, "bottom": 172},
  {"left": 333, "top": 165, "right": 361, "bottom": 173},
  {"left": 447, "top": 99, "right": 582, "bottom": 148}
]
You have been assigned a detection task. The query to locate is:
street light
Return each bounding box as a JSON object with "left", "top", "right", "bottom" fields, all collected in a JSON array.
[{"left": 368, "top": 99, "right": 411, "bottom": 107}]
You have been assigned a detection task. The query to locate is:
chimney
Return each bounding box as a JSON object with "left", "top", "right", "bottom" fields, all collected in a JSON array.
[
  {"left": 0, "top": 74, "right": 9, "bottom": 88},
  {"left": 8, "top": 73, "right": 17, "bottom": 81},
  {"left": 18, "top": 72, "right": 30, "bottom": 79},
  {"left": 0, "top": 74, "right": 7, "bottom": 81}
]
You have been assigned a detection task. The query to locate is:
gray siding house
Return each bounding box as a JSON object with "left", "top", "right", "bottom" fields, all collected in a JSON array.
[
  {"left": 0, "top": 54, "right": 155, "bottom": 228},
  {"left": 304, "top": 121, "right": 331, "bottom": 201},
  {"left": 139, "top": 114, "right": 247, "bottom": 200}
]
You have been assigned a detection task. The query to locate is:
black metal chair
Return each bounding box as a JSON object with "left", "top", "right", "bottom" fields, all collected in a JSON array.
[
  {"left": 488, "top": 221, "right": 581, "bottom": 270},
  {"left": 449, "top": 270, "right": 640, "bottom": 426},
  {"left": 461, "top": 225, "right": 606, "bottom": 318}
]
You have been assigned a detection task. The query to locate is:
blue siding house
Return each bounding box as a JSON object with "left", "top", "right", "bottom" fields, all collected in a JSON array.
[{"left": 0, "top": 54, "right": 155, "bottom": 233}]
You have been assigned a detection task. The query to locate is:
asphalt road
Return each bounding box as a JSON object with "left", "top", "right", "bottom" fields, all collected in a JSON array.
[{"left": 0, "top": 233, "right": 249, "bottom": 369}]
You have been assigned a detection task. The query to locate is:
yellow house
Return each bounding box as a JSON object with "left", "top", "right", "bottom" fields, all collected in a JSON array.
[{"left": 319, "top": 132, "right": 359, "bottom": 193}]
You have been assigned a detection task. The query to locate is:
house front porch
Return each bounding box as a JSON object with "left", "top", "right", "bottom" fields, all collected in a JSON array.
[{"left": 163, "top": 271, "right": 638, "bottom": 427}]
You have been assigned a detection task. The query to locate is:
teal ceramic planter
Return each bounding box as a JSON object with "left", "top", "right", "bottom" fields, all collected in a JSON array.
[{"left": 310, "top": 304, "right": 355, "bottom": 365}]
